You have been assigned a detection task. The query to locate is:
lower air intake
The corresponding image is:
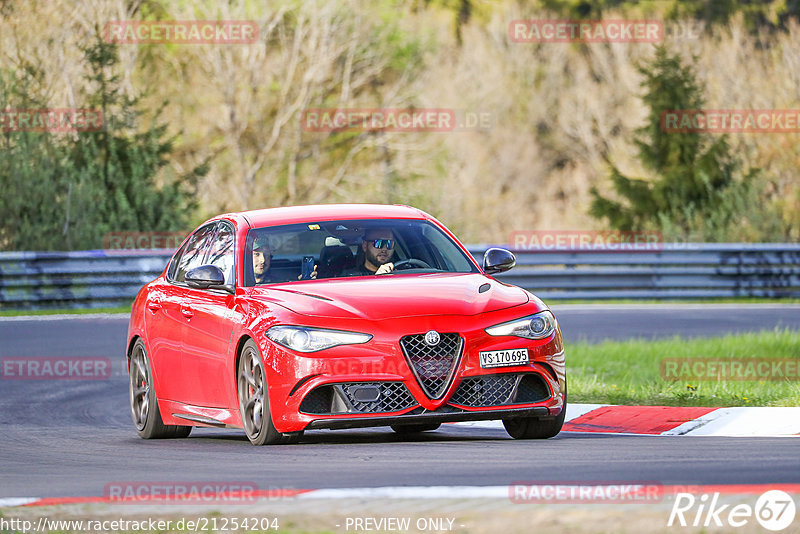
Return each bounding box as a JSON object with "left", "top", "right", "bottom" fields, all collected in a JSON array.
[
  {"left": 299, "top": 381, "right": 417, "bottom": 414},
  {"left": 449, "top": 373, "right": 550, "bottom": 407}
]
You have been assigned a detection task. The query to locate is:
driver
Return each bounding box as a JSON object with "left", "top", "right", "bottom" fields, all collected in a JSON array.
[{"left": 344, "top": 228, "right": 396, "bottom": 276}]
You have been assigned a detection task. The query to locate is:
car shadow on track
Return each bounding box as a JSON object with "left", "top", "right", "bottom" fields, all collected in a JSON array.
[
  {"left": 168, "top": 426, "right": 615, "bottom": 446},
  {"left": 180, "top": 429, "right": 495, "bottom": 445}
]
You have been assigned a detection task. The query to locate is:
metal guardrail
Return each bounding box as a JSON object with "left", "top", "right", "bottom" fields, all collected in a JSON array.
[
  {"left": 0, "top": 250, "right": 172, "bottom": 309},
  {"left": 471, "top": 243, "right": 800, "bottom": 300},
  {"left": 1, "top": 244, "right": 799, "bottom": 309}
]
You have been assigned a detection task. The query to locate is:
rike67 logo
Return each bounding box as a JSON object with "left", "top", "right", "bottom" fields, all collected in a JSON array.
[{"left": 668, "top": 490, "right": 796, "bottom": 531}]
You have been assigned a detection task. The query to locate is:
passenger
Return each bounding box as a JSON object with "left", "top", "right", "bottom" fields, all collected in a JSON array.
[
  {"left": 254, "top": 235, "right": 317, "bottom": 283},
  {"left": 252, "top": 236, "right": 275, "bottom": 284}
]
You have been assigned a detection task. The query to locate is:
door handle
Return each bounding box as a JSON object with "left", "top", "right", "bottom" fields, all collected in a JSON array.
[
  {"left": 180, "top": 305, "right": 194, "bottom": 318},
  {"left": 147, "top": 300, "right": 162, "bottom": 312}
]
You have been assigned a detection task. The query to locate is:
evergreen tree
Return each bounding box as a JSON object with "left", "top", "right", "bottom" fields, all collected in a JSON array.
[
  {"left": 589, "top": 46, "right": 749, "bottom": 238},
  {"left": 0, "top": 34, "right": 206, "bottom": 251}
]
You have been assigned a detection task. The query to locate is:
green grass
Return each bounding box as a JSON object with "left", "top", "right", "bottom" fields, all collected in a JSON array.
[
  {"left": 0, "top": 305, "right": 131, "bottom": 317},
  {"left": 568, "top": 329, "right": 800, "bottom": 406}
]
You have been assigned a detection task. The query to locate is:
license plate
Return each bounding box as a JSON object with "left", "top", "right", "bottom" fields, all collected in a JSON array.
[{"left": 479, "top": 348, "right": 529, "bottom": 369}]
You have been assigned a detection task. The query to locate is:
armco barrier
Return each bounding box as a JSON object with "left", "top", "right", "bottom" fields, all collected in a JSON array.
[
  {"left": 0, "top": 244, "right": 799, "bottom": 309},
  {"left": 470, "top": 243, "right": 800, "bottom": 300},
  {"left": 0, "top": 250, "right": 172, "bottom": 309}
]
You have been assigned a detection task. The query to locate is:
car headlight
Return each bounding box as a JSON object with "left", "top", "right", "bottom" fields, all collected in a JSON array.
[
  {"left": 485, "top": 311, "right": 556, "bottom": 340},
  {"left": 266, "top": 326, "right": 372, "bottom": 353}
]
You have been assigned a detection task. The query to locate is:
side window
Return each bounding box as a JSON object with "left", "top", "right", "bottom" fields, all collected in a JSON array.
[
  {"left": 172, "top": 224, "right": 217, "bottom": 283},
  {"left": 167, "top": 236, "right": 190, "bottom": 280},
  {"left": 206, "top": 223, "right": 235, "bottom": 285}
]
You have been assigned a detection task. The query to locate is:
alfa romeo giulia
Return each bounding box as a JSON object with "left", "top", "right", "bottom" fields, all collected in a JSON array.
[{"left": 126, "top": 204, "right": 566, "bottom": 445}]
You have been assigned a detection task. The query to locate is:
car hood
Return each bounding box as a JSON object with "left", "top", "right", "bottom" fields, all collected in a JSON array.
[{"left": 252, "top": 273, "right": 530, "bottom": 320}]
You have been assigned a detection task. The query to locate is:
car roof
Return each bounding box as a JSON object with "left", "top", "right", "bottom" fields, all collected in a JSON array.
[{"left": 218, "top": 204, "right": 431, "bottom": 228}]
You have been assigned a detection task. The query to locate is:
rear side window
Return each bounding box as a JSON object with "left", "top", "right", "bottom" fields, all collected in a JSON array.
[
  {"left": 205, "top": 223, "right": 235, "bottom": 285},
  {"left": 169, "top": 224, "right": 217, "bottom": 283}
]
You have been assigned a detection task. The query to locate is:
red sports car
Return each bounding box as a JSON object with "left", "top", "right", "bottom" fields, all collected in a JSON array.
[{"left": 127, "top": 204, "right": 566, "bottom": 445}]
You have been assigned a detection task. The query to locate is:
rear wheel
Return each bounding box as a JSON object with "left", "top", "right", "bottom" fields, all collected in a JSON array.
[
  {"left": 129, "top": 339, "right": 192, "bottom": 439},
  {"left": 503, "top": 381, "right": 567, "bottom": 439},
  {"left": 391, "top": 423, "right": 441, "bottom": 434},
  {"left": 237, "top": 340, "right": 285, "bottom": 445}
]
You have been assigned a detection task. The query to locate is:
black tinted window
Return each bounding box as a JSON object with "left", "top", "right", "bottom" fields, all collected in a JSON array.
[
  {"left": 170, "top": 224, "right": 216, "bottom": 283},
  {"left": 206, "top": 223, "right": 235, "bottom": 285}
]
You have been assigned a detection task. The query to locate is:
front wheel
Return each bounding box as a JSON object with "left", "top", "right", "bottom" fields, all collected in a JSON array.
[
  {"left": 503, "top": 381, "right": 567, "bottom": 439},
  {"left": 128, "top": 339, "right": 192, "bottom": 439},
  {"left": 237, "top": 339, "right": 284, "bottom": 445}
]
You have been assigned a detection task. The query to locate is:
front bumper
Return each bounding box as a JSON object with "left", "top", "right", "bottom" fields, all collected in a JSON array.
[
  {"left": 305, "top": 406, "right": 551, "bottom": 430},
  {"left": 255, "top": 312, "right": 566, "bottom": 433}
]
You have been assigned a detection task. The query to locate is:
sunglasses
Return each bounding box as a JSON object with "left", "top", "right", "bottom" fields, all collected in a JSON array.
[{"left": 371, "top": 239, "right": 394, "bottom": 250}]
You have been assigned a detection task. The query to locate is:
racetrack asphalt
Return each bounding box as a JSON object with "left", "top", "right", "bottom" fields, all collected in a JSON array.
[{"left": 0, "top": 305, "right": 798, "bottom": 500}]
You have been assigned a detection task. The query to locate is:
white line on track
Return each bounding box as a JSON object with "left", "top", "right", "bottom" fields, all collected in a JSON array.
[
  {"left": 2, "top": 303, "right": 799, "bottom": 322},
  {"left": 0, "top": 498, "right": 40, "bottom": 506},
  {"left": 0, "top": 313, "right": 129, "bottom": 322}
]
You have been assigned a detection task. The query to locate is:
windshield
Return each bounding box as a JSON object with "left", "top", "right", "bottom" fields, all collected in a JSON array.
[{"left": 243, "top": 219, "right": 478, "bottom": 286}]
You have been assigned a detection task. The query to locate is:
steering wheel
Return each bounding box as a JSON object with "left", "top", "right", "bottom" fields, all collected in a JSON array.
[{"left": 392, "top": 258, "right": 432, "bottom": 270}]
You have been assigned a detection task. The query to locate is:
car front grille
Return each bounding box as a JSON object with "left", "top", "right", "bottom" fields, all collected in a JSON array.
[
  {"left": 400, "top": 333, "right": 463, "bottom": 399},
  {"left": 299, "top": 381, "right": 417, "bottom": 415},
  {"left": 449, "top": 373, "right": 551, "bottom": 408}
]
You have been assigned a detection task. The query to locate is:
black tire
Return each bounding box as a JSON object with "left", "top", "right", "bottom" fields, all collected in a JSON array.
[
  {"left": 391, "top": 423, "right": 441, "bottom": 433},
  {"left": 237, "top": 339, "right": 284, "bottom": 445},
  {"left": 129, "top": 339, "right": 192, "bottom": 439},
  {"left": 503, "top": 381, "right": 567, "bottom": 439}
]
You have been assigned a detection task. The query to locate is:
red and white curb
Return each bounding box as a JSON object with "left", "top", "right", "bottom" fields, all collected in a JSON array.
[
  {"left": 3, "top": 484, "right": 800, "bottom": 508},
  {"left": 453, "top": 404, "right": 800, "bottom": 436}
]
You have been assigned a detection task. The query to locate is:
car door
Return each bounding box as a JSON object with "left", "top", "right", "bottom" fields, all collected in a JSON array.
[
  {"left": 179, "top": 221, "right": 239, "bottom": 408},
  {"left": 144, "top": 278, "right": 186, "bottom": 403},
  {"left": 152, "top": 223, "right": 217, "bottom": 403}
]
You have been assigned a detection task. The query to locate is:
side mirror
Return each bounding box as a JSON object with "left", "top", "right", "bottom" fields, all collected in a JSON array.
[
  {"left": 483, "top": 248, "right": 516, "bottom": 275},
  {"left": 185, "top": 265, "right": 233, "bottom": 293}
]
